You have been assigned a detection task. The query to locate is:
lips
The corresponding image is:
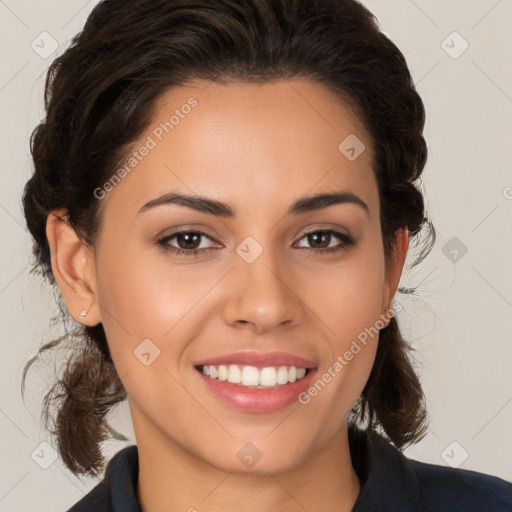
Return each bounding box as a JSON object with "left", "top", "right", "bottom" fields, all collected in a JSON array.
[
  {"left": 193, "top": 351, "right": 318, "bottom": 412},
  {"left": 193, "top": 350, "right": 317, "bottom": 369}
]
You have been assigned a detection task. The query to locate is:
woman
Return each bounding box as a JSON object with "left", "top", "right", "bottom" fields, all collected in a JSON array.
[{"left": 21, "top": 0, "right": 512, "bottom": 510}]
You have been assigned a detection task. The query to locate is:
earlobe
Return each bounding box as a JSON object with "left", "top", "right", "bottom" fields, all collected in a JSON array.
[{"left": 45, "top": 208, "right": 100, "bottom": 326}]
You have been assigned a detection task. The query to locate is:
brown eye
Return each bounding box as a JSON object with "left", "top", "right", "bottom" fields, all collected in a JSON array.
[
  {"left": 306, "top": 231, "right": 332, "bottom": 249},
  {"left": 295, "top": 229, "right": 354, "bottom": 254},
  {"left": 174, "top": 232, "right": 202, "bottom": 250},
  {"left": 157, "top": 230, "right": 218, "bottom": 256}
]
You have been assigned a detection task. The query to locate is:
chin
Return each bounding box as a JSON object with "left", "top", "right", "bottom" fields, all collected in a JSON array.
[{"left": 198, "top": 439, "right": 312, "bottom": 476}]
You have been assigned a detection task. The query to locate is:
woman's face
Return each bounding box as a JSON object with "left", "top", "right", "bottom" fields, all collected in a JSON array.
[{"left": 87, "top": 78, "right": 404, "bottom": 473}]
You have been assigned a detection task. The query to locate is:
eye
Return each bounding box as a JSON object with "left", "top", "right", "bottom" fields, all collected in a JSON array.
[
  {"left": 156, "top": 230, "right": 219, "bottom": 257},
  {"left": 294, "top": 229, "right": 354, "bottom": 255}
]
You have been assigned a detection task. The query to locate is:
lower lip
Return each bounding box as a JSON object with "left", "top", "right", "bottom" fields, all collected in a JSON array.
[{"left": 196, "top": 368, "right": 318, "bottom": 412}]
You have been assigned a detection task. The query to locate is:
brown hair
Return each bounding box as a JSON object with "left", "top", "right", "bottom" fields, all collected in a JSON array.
[{"left": 22, "top": 0, "right": 435, "bottom": 476}]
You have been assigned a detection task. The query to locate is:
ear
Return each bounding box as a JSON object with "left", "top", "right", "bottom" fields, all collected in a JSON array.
[
  {"left": 45, "top": 208, "right": 101, "bottom": 326},
  {"left": 381, "top": 227, "right": 409, "bottom": 325}
]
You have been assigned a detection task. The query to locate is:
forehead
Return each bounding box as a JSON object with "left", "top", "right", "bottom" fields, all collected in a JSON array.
[{"left": 98, "top": 78, "right": 378, "bottom": 221}]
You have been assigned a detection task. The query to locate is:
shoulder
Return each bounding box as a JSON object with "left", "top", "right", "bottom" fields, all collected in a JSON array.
[
  {"left": 349, "top": 425, "right": 512, "bottom": 512},
  {"left": 408, "top": 457, "right": 512, "bottom": 511},
  {"left": 65, "top": 446, "right": 141, "bottom": 512}
]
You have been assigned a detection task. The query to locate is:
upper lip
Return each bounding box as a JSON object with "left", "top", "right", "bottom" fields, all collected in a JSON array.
[{"left": 193, "top": 351, "right": 317, "bottom": 369}]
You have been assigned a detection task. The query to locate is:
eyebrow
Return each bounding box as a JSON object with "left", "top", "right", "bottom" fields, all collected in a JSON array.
[{"left": 137, "top": 190, "right": 370, "bottom": 217}]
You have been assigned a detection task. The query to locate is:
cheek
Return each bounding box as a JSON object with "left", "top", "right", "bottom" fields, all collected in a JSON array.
[
  {"left": 94, "top": 244, "right": 229, "bottom": 404},
  {"left": 94, "top": 247, "right": 179, "bottom": 372},
  {"left": 329, "top": 264, "right": 385, "bottom": 347},
  {"left": 95, "top": 244, "right": 203, "bottom": 338},
  {"left": 308, "top": 235, "right": 386, "bottom": 347},
  {"left": 296, "top": 236, "right": 386, "bottom": 419}
]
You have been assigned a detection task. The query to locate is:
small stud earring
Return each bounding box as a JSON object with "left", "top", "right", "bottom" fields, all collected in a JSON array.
[{"left": 80, "top": 299, "right": 95, "bottom": 320}]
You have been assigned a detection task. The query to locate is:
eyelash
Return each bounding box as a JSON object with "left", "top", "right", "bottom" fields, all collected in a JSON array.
[{"left": 156, "top": 229, "right": 354, "bottom": 257}]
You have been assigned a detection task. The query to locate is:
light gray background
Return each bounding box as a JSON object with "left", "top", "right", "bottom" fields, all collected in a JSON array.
[{"left": 1, "top": 1, "right": 511, "bottom": 510}]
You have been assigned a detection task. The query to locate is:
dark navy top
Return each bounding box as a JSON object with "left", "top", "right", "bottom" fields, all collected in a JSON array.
[{"left": 66, "top": 425, "right": 512, "bottom": 511}]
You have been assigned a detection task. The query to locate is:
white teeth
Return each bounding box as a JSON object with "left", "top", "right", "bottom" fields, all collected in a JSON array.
[
  {"left": 200, "top": 364, "right": 309, "bottom": 388},
  {"left": 276, "top": 366, "right": 288, "bottom": 385},
  {"left": 228, "top": 364, "right": 242, "bottom": 384},
  {"left": 241, "top": 366, "right": 259, "bottom": 386},
  {"left": 260, "top": 367, "right": 277, "bottom": 387},
  {"left": 218, "top": 365, "right": 228, "bottom": 381}
]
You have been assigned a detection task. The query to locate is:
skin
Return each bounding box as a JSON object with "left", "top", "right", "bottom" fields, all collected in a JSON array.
[{"left": 46, "top": 78, "right": 408, "bottom": 511}]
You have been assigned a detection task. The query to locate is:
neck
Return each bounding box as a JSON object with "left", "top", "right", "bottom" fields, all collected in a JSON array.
[{"left": 134, "top": 411, "right": 361, "bottom": 512}]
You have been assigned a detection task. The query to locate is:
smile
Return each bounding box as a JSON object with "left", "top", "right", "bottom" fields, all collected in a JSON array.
[{"left": 199, "top": 364, "right": 308, "bottom": 388}]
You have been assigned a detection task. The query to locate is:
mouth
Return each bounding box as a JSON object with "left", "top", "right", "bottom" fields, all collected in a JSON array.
[
  {"left": 196, "top": 364, "right": 311, "bottom": 389},
  {"left": 195, "top": 364, "right": 317, "bottom": 412},
  {"left": 192, "top": 351, "right": 318, "bottom": 412}
]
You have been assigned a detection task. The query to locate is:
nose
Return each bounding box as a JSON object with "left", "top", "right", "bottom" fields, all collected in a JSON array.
[{"left": 222, "top": 248, "right": 306, "bottom": 334}]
